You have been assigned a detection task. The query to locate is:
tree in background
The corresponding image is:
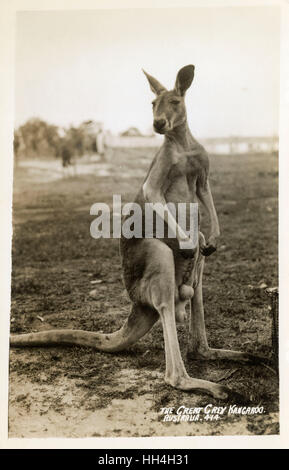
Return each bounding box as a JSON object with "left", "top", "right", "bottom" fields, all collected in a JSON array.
[
  {"left": 14, "top": 118, "right": 98, "bottom": 161},
  {"left": 15, "top": 118, "right": 60, "bottom": 159}
]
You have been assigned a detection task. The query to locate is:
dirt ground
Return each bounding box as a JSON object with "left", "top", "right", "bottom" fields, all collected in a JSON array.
[{"left": 9, "top": 148, "right": 279, "bottom": 437}]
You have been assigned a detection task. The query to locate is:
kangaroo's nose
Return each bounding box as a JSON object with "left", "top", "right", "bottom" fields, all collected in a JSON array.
[{"left": 153, "top": 119, "right": 166, "bottom": 131}]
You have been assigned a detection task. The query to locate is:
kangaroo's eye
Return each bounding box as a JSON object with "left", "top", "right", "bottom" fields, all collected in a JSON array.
[{"left": 170, "top": 100, "right": 180, "bottom": 105}]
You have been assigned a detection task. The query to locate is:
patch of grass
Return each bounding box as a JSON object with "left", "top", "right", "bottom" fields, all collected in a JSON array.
[{"left": 11, "top": 278, "right": 44, "bottom": 295}]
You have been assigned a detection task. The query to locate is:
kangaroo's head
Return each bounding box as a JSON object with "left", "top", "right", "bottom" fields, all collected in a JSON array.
[{"left": 143, "top": 65, "right": 195, "bottom": 134}]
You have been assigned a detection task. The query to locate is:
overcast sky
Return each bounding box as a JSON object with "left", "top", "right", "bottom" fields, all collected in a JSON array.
[{"left": 15, "top": 6, "right": 280, "bottom": 137}]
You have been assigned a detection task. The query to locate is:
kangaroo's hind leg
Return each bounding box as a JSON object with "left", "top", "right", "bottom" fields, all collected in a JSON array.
[
  {"left": 188, "top": 234, "right": 264, "bottom": 364},
  {"left": 141, "top": 239, "right": 229, "bottom": 399}
]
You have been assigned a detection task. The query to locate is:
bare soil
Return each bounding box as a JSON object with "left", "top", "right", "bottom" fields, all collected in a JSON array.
[{"left": 9, "top": 149, "right": 279, "bottom": 437}]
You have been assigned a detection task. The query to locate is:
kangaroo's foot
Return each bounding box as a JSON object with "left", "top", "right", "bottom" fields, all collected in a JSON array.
[
  {"left": 165, "top": 373, "right": 229, "bottom": 399},
  {"left": 187, "top": 347, "right": 266, "bottom": 364}
]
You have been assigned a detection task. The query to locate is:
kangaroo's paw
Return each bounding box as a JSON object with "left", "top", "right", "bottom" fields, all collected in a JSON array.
[
  {"left": 165, "top": 375, "right": 229, "bottom": 400},
  {"left": 187, "top": 347, "right": 267, "bottom": 364}
]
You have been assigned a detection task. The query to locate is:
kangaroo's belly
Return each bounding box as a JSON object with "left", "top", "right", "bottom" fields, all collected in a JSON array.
[
  {"left": 165, "top": 177, "right": 198, "bottom": 206},
  {"left": 164, "top": 173, "right": 199, "bottom": 234}
]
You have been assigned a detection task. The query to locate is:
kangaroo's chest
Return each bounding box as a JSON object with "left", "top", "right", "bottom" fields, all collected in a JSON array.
[{"left": 164, "top": 153, "right": 199, "bottom": 204}]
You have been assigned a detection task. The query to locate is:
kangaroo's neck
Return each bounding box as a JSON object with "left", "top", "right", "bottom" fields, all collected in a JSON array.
[{"left": 164, "top": 121, "right": 194, "bottom": 151}]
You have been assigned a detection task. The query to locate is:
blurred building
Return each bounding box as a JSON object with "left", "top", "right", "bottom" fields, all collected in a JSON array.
[
  {"left": 121, "top": 127, "right": 143, "bottom": 137},
  {"left": 200, "top": 136, "right": 279, "bottom": 155},
  {"left": 104, "top": 133, "right": 278, "bottom": 154}
]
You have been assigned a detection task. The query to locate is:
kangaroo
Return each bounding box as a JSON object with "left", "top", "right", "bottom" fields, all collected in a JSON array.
[{"left": 10, "top": 65, "right": 258, "bottom": 399}]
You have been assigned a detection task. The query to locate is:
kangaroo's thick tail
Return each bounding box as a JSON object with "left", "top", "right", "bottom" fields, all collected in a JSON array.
[{"left": 10, "top": 305, "right": 158, "bottom": 353}]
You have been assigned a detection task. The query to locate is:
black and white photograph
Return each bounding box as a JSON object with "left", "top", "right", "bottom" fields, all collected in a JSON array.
[{"left": 1, "top": 0, "right": 288, "bottom": 447}]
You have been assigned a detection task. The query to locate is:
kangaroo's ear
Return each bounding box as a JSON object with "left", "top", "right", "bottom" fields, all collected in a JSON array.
[
  {"left": 174, "top": 65, "right": 195, "bottom": 96},
  {"left": 142, "top": 69, "right": 167, "bottom": 95}
]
